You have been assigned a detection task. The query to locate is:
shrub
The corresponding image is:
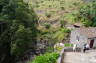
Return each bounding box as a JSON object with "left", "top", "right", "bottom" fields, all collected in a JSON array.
[
  {"left": 45, "top": 12, "right": 51, "bottom": 18},
  {"left": 44, "top": 23, "right": 51, "bottom": 29},
  {"left": 61, "top": 6, "right": 65, "bottom": 10},
  {"left": 60, "top": 19, "right": 66, "bottom": 28},
  {"left": 63, "top": 28, "right": 71, "bottom": 33},
  {"left": 28, "top": 52, "right": 59, "bottom": 63}
]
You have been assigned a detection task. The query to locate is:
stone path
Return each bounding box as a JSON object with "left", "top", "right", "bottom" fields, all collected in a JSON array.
[{"left": 63, "top": 50, "right": 96, "bottom": 63}]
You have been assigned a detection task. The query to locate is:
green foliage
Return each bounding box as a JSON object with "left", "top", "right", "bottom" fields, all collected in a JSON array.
[
  {"left": 64, "top": 13, "right": 77, "bottom": 24},
  {"left": 81, "top": 17, "right": 92, "bottom": 27},
  {"left": 10, "top": 0, "right": 38, "bottom": 58},
  {"left": 53, "top": 28, "right": 70, "bottom": 43},
  {"left": 76, "top": 1, "right": 96, "bottom": 27},
  {"left": 25, "top": 0, "right": 84, "bottom": 27},
  {"left": 0, "top": 0, "right": 38, "bottom": 61},
  {"left": 11, "top": 25, "right": 33, "bottom": 57},
  {"left": 64, "top": 43, "right": 73, "bottom": 47},
  {"left": 59, "top": 16, "right": 66, "bottom": 28},
  {"left": 61, "top": 6, "right": 65, "bottom": 10},
  {"left": 55, "top": 46, "right": 64, "bottom": 52},
  {"left": 28, "top": 52, "right": 59, "bottom": 63},
  {"left": 44, "top": 23, "right": 51, "bottom": 29}
]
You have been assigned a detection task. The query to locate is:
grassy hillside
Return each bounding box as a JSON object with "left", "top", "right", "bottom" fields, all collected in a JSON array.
[{"left": 24, "top": 0, "right": 87, "bottom": 27}]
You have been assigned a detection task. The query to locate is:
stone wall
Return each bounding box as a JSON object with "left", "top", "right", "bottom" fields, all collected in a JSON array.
[{"left": 57, "top": 48, "right": 65, "bottom": 63}]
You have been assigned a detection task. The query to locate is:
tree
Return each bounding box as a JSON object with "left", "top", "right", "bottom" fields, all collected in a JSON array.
[
  {"left": 11, "top": 25, "right": 33, "bottom": 58},
  {"left": 0, "top": 0, "right": 38, "bottom": 63}
]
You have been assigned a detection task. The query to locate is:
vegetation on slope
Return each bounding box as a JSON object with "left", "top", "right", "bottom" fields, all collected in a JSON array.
[
  {"left": 75, "top": 1, "right": 96, "bottom": 27},
  {"left": 25, "top": 0, "right": 85, "bottom": 26},
  {"left": 1, "top": 0, "right": 96, "bottom": 63}
]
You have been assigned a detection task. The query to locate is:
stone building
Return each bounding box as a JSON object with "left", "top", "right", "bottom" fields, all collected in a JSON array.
[{"left": 70, "top": 27, "right": 96, "bottom": 48}]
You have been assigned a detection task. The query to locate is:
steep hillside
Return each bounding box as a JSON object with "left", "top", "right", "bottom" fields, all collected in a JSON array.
[{"left": 24, "top": 0, "right": 87, "bottom": 27}]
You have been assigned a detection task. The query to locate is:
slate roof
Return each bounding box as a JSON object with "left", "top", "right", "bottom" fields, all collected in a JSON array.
[{"left": 77, "top": 27, "right": 96, "bottom": 38}]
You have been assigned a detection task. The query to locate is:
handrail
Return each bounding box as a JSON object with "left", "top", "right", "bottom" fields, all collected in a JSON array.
[{"left": 57, "top": 48, "right": 65, "bottom": 63}]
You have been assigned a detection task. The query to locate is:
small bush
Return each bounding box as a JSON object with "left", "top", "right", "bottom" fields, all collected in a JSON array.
[
  {"left": 60, "top": 28, "right": 71, "bottom": 33},
  {"left": 63, "top": 28, "right": 71, "bottom": 33},
  {"left": 61, "top": 6, "right": 65, "bottom": 10},
  {"left": 45, "top": 12, "right": 51, "bottom": 18},
  {"left": 60, "top": 20, "right": 66, "bottom": 28},
  {"left": 28, "top": 52, "right": 59, "bottom": 63},
  {"left": 44, "top": 23, "right": 51, "bottom": 29}
]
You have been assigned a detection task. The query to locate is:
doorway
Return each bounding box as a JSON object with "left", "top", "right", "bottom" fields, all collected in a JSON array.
[{"left": 90, "top": 39, "right": 94, "bottom": 48}]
